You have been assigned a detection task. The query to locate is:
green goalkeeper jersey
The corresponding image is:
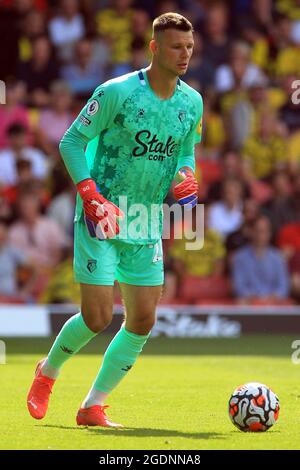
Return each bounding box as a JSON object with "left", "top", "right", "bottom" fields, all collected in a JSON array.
[{"left": 71, "top": 68, "right": 203, "bottom": 243}]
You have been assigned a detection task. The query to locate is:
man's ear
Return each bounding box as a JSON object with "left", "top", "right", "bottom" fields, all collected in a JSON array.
[{"left": 149, "top": 38, "right": 158, "bottom": 55}]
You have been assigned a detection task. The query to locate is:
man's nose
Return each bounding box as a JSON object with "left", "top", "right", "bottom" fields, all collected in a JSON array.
[{"left": 181, "top": 48, "right": 190, "bottom": 58}]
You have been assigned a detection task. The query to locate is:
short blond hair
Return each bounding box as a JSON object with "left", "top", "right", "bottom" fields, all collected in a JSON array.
[{"left": 153, "top": 12, "right": 193, "bottom": 36}]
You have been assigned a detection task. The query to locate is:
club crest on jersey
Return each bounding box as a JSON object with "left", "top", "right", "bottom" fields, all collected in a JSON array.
[
  {"left": 87, "top": 259, "right": 97, "bottom": 273},
  {"left": 178, "top": 110, "right": 186, "bottom": 122},
  {"left": 86, "top": 99, "right": 99, "bottom": 116},
  {"left": 137, "top": 108, "right": 145, "bottom": 118}
]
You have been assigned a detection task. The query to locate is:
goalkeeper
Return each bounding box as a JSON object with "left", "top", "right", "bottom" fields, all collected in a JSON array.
[{"left": 27, "top": 12, "right": 203, "bottom": 428}]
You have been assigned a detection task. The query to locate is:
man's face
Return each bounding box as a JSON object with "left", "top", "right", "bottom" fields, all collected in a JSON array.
[
  {"left": 153, "top": 29, "right": 194, "bottom": 76},
  {"left": 253, "top": 218, "right": 271, "bottom": 248}
]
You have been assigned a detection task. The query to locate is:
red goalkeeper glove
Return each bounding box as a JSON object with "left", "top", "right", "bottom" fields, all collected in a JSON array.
[
  {"left": 173, "top": 169, "right": 198, "bottom": 209},
  {"left": 77, "top": 178, "right": 124, "bottom": 240}
]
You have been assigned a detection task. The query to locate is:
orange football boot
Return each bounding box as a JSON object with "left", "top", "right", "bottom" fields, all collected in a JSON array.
[
  {"left": 76, "top": 405, "right": 124, "bottom": 428},
  {"left": 27, "top": 358, "right": 55, "bottom": 419}
]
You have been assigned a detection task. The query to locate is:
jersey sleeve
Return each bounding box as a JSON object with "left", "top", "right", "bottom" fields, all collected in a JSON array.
[
  {"left": 176, "top": 93, "right": 203, "bottom": 174},
  {"left": 59, "top": 82, "right": 123, "bottom": 184},
  {"left": 72, "top": 83, "right": 121, "bottom": 140}
]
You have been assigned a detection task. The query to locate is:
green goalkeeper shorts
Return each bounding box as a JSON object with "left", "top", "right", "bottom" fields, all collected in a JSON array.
[{"left": 74, "top": 220, "right": 164, "bottom": 286}]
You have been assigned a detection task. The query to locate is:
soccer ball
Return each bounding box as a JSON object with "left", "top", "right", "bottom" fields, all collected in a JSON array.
[{"left": 228, "top": 382, "right": 280, "bottom": 432}]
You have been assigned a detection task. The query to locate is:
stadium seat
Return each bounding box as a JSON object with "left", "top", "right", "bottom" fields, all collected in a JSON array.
[
  {"left": 180, "top": 275, "right": 232, "bottom": 304},
  {"left": 0, "top": 295, "right": 25, "bottom": 304},
  {"left": 194, "top": 159, "right": 222, "bottom": 199},
  {"left": 196, "top": 159, "right": 222, "bottom": 185}
]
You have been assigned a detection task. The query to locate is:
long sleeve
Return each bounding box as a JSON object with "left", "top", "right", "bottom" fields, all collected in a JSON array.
[
  {"left": 59, "top": 81, "right": 122, "bottom": 184},
  {"left": 175, "top": 93, "right": 203, "bottom": 175},
  {"left": 59, "top": 127, "right": 90, "bottom": 184},
  {"left": 273, "top": 253, "right": 290, "bottom": 298},
  {"left": 232, "top": 250, "right": 253, "bottom": 298}
]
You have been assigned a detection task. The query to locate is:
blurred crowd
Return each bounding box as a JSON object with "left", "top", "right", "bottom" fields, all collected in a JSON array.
[{"left": 1, "top": 0, "right": 300, "bottom": 305}]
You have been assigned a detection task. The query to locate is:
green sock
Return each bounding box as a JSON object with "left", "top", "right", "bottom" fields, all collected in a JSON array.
[
  {"left": 93, "top": 327, "right": 150, "bottom": 393},
  {"left": 47, "top": 313, "right": 97, "bottom": 369}
]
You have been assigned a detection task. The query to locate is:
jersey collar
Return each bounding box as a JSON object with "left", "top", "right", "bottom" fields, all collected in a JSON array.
[{"left": 138, "top": 69, "right": 181, "bottom": 90}]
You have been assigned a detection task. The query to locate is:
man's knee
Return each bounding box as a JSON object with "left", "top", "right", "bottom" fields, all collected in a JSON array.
[
  {"left": 82, "top": 305, "right": 113, "bottom": 333},
  {"left": 125, "top": 312, "right": 156, "bottom": 335}
]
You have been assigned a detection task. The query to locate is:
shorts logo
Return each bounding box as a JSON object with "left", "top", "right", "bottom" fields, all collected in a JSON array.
[
  {"left": 80, "top": 115, "right": 91, "bottom": 126},
  {"left": 86, "top": 99, "right": 99, "bottom": 116},
  {"left": 178, "top": 110, "right": 186, "bottom": 122},
  {"left": 87, "top": 259, "right": 97, "bottom": 273}
]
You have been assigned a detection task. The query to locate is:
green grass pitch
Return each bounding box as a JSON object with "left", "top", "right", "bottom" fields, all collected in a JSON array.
[{"left": 0, "top": 334, "right": 299, "bottom": 450}]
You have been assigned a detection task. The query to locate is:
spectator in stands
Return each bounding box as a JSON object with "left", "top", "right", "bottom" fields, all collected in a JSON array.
[
  {"left": 40, "top": 246, "right": 80, "bottom": 304},
  {"left": 207, "top": 151, "right": 250, "bottom": 203},
  {"left": 169, "top": 207, "right": 226, "bottom": 279},
  {"left": 46, "top": 164, "right": 76, "bottom": 238},
  {"left": 19, "top": 9, "right": 47, "bottom": 63},
  {"left": 2, "top": 159, "right": 33, "bottom": 205},
  {"left": 226, "top": 198, "right": 261, "bottom": 254},
  {"left": 263, "top": 171, "right": 296, "bottom": 235},
  {"left": 273, "top": 14, "right": 300, "bottom": 78},
  {"left": 9, "top": 191, "right": 69, "bottom": 269},
  {"left": 61, "top": 38, "right": 103, "bottom": 97},
  {"left": 0, "top": 81, "right": 30, "bottom": 149},
  {"left": 180, "top": 32, "right": 215, "bottom": 90},
  {"left": 0, "top": 218, "right": 37, "bottom": 301},
  {"left": 37, "top": 80, "right": 73, "bottom": 150},
  {"left": 49, "top": 0, "right": 86, "bottom": 63},
  {"left": 215, "top": 41, "right": 267, "bottom": 94},
  {"left": 2, "top": 160, "right": 50, "bottom": 212},
  {"left": 165, "top": 206, "right": 226, "bottom": 301},
  {"left": 18, "top": 35, "right": 60, "bottom": 107},
  {"left": 242, "top": 110, "right": 288, "bottom": 179},
  {"left": 229, "top": 76, "right": 270, "bottom": 150},
  {"left": 208, "top": 177, "right": 244, "bottom": 238},
  {"left": 203, "top": 1, "right": 232, "bottom": 69},
  {"left": 0, "top": 123, "right": 48, "bottom": 187},
  {"left": 232, "top": 215, "right": 290, "bottom": 303},
  {"left": 200, "top": 90, "right": 226, "bottom": 158},
  {"left": 131, "top": 8, "right": 151, "bottom": 45},
  {"left": 95, "top": 0, "right": 134, "bottom": 66},
  {"left": 110, "top": 37, "right": 148, "bottom": 78}
]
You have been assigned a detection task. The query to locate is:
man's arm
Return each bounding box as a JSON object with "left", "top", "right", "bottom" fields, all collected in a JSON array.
[
  {"left": 272, "top": 253, "right": 290, "bottom": 298},
  {"left": 232, "top": 251, "right": 253, "bottom": 299},
  {"left": 59, "top": 84, "right": 124, "bottom": 239},
  {"left": 59, "top": 83, "right": 119, "bottom": 184},
  {"left": 59, "top": 127, "right": 90, "bottom": 184},
  {"left": 173, "top": 103, "right": 203, "bottom": 208}
]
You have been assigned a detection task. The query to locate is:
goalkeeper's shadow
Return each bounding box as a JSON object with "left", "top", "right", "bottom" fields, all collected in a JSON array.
[{"left": 36, "top": 424, "right": 225, "bottom": 440}]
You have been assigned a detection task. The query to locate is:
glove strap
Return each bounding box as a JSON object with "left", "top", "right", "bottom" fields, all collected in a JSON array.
[{"left": 76, "top": 178, "right": 97, "bottom": 200}]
